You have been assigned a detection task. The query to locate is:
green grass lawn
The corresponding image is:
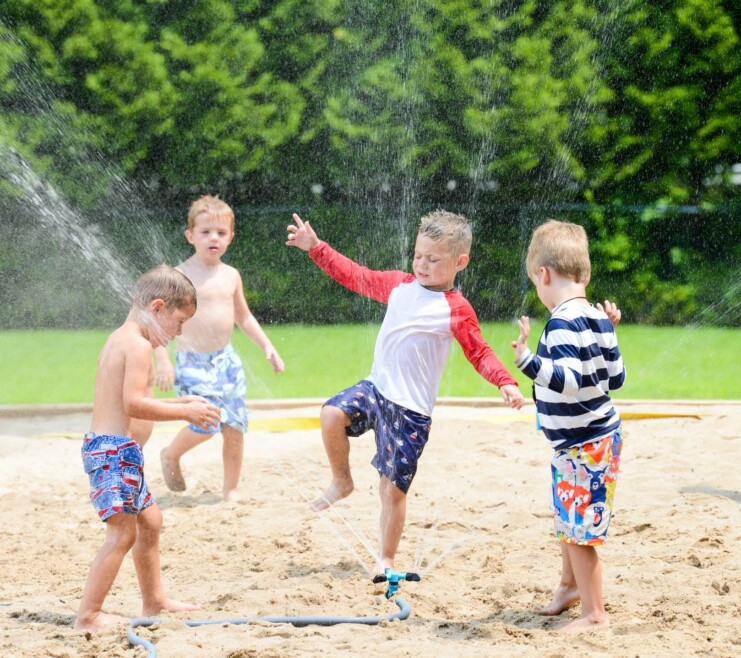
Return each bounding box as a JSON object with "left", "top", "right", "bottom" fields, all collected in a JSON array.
[{"left": 0, "top": 323, "right": 738, "bottom": 405}]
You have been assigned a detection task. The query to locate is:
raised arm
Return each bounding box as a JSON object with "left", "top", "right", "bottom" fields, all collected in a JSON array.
[{"left": 286, "top": 212, "right": 412, "bottom": 303}]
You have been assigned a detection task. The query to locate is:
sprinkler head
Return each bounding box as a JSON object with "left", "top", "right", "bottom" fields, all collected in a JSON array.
[{"left": 372, "top": 568, "right": 421, "bottom": 599}]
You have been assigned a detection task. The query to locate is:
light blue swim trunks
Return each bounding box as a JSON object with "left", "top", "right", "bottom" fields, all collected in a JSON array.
[{"left": 175, "top": 344, "right": 248, "bottom": 434}]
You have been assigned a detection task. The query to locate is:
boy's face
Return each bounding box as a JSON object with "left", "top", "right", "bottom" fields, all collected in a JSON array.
[
  {"left": 148, "top": 301, "right": 196, "bottom": 348},
  {"left": 413, "top": 235, "right": 469, "bottom": 292},
  {"left": 185, "top": 213, "right": 234, "bottom": 262}
]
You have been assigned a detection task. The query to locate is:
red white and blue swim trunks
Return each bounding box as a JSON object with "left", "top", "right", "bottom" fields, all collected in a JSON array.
[
  {"left": 82, "top": 432, "right": 154, "bottom": 522},
  {"left": 175, "top": 344, "right": 248, "bottom": 434},
  {"left": 550, "top": 428, "right": 623, "bottom": 545},
  {"left": 325, "top": 380, "right": 431, "bottom": 494}
]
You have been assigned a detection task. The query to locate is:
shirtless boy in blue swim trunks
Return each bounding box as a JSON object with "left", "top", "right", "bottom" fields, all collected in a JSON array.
[
  {"left": 75, "top": 266, "right": 220, "bottom": 632},
  {"left": 156, "top": 195, "right": 284, "bottom": 500},
  {"left": 287, "top": 210, "right": 524, "bottom": 574}
]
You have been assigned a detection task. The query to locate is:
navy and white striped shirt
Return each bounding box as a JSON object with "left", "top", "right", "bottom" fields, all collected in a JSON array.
[{"left": 515, "top": 300, "right": 626, "bottom": 450}]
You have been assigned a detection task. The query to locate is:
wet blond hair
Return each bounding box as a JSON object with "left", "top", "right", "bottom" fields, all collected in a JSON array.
[
  {"left": 132, "top": 265, "right": 197, "bottom": 311},
  {"left": 418, "top": 209, "right": 472, "bottom": 256},
  {"left": 187, "top": 194, "right": 235, "bottom": 232},
  {"left": 526, "top": 219, "right": 591, "bottom": 283}
]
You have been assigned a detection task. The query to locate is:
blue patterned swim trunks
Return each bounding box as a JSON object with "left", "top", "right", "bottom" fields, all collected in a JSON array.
[
  {"left": 325, "top": 379, "right": 431, "bottom": 494},
  {"left": 550, "top": 428, "right": 623, "bottom": 545},
  {"left": 82, "top": 433, "right": 154, "bottom": 522},
  {"left": 175, "top": 343, "right": 248, "bottom": 434}
]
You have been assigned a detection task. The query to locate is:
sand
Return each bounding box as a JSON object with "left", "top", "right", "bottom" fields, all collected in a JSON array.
[{"left": 0, "top": 399, "right": 739, "bottom": 657}]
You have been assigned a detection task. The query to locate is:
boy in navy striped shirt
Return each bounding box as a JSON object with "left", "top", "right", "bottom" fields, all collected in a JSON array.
[{"left": 512, "top": 220, "right": 625, "bottom": 632}]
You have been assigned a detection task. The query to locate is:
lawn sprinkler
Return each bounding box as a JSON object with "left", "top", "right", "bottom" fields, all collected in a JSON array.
[{"left": 373, "top": 568, "right": 421, "bottom": 599}]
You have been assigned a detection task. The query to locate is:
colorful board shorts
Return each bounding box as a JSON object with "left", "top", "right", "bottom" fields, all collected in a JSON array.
[
  {"left": 82, "top": 433, "right": 154, "bottom": 522},
  {"left": 324, "top": 379, "right": 431, "bottom": 494},
  {"left": 175, "top": 344, "right": 248, "bottom": 434},
  {"left": 550, "top": 428, "right": 623, "bottom": 546}
]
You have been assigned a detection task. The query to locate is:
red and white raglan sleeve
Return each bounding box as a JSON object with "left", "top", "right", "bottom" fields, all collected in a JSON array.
[
  {"left": 309, "top": 241, "right": 413, "bottom": 303},
  {"left": 446, "top": 291, "right": 518, "bottom": 388}
]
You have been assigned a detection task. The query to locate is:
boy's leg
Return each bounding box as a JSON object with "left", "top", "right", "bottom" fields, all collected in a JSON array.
[
  {"left": 378, "top": 475, "right": 407, "bottom": 573},
  {"left": 221, "top": 425, "right": 244, "bottom": 501},
  {"left": 311, "top": 405, "right": 353, "bottom": 511},
  {"left": 133, "top": 503, "right": 200, "bottom": 617},
  {"left": 74, "top": 513, "right": 138, "bottom": 631},
  {"left": 534, "top": 541, "right": 580, "bottom": 615},
  {"left": 160, "top": 427, "right": 215, "bottom": 491},
  {"left": 554, "top": 543, "right": 608, "bottom": 631}
]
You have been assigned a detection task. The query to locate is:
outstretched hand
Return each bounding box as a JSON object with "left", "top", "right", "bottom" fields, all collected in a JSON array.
[
  {"left": 500, "top": 384, "right": 524, "bottom": 410},
  {"left": 286, "top": 213, "right": 320, "bottom": 251},
  {"left": 511, "top": 315, "right": 531, "bottom": 360},
  {"left": 183, "top": 397, "right": 221, "bottom": 432},
  {"left": 596, "top": 300, "right": 622, "bottom": 327}
]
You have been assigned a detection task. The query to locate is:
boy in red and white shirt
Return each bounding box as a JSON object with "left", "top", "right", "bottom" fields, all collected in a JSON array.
[{"left": 286, "top": 210, "right": 523, "bottom": 573}]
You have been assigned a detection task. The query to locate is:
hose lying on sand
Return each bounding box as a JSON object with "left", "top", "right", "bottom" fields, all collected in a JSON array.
[{"left": 127, "top": 597, "right": 411, "bottom": 657}]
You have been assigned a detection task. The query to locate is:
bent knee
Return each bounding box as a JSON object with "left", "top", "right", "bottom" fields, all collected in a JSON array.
[{"left": 320, "top": 405, "right": 350, "bottom": 428}]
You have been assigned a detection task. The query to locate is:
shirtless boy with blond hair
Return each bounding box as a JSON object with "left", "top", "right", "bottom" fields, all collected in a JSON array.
[
  {"left": 75, "top": 265, "right": 220, "bottom": 631},
  {"left": 157, "top": 195, "right": 284, "bottom": 500}
]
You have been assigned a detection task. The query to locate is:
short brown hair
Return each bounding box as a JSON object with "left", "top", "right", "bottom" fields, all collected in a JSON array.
[
  {"left": 526, "top": 220, "right": 591, "bottom": 283},
  {"left": 187, "top": 195, "right": 235, "bottom": 231},
  {"left": 132, "top": 265, "right": 197, "bottom": 311},
  {"left": 418, "top": 209, "right": 472, "bottom": 256}
]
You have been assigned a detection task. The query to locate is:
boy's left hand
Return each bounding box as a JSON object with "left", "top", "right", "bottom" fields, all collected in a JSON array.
[
  {"left": 266, "top": 349, "right": 285, "bottom": 374},
  {"left": 500, "top": 384, "right": 524, "bottom": 410},
  {"left": 596, "top": 300, "right": 622, "bottom": 327}
]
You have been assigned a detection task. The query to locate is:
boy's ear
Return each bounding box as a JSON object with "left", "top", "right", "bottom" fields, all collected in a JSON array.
[
  {"left": 456, "top": 253, "right": 470, "bottom": 271},
  {"left": 149, "top": 298, "right": 166, "bottom": 313},
  {"left": 540, "top": 266, "right": 551, "bottom": 284},
  {"left": 184, "top": 229, "right": 194, "bottom": 244}
]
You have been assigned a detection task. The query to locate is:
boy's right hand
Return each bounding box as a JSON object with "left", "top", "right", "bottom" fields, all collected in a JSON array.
[
  {"left": 154, "top": 362, "right": 175, "bottom": 392},
  {"left": 511, "top": 316, "right": 530, "bottom": 359},
  {"left": 183, "top": 397, "right": 221, "bottom": 432},
  {"left": 286, "top": 213, "right": 320, "bottom": 251}
]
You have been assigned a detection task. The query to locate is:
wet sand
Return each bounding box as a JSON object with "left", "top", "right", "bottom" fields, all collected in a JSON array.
[{"left": 0, "top": 400, "right": 739, "bottom": 657}]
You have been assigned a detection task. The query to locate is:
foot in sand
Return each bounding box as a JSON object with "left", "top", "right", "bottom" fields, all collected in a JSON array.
[
  {"left": 373, "top": 560, "right": 394, "bottom": 579},
  {"left": 160, "top": 449, "right": 186, "bottom": 492},
  {"left": 554, "top": 614, "right": 609, "bottom": 633},
  {"left": 224, "top": 488, "right": 241, "bottom": 502},
  {"left": 142, "top": 598, "right": 201, "bottom": 618},
  {"left": 310, "top": 479, "right": 353, "bottom": 512},
  {"left": 73, "top": 611, "right": 129, "bottom": 632},
  {"left": 534, "top": 584, "right": 580, "bottom": 616}
]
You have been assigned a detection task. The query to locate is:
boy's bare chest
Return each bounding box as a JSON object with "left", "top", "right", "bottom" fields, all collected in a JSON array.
[{"left": 183, "top": 267, "right": 235, "bottom": 303}]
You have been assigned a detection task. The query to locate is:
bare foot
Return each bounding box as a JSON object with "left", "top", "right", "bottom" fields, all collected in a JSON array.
[
  {"left": 373, "top": 560, "right": 394, "bottom": 579},
  {"left": 534, "top": 584, "right": 580, "bottom": 616},
  {"left": 310, "top": 479, "right": 354, "bottom": 511},
  {"left": 142, "top": 598, "right": 201, "bottom": 617},
  {"left": 554, "top": 614, "right": 609, "bottom": 632},
  {"left": 160, "top": 448, "right": 186, "bottom": 492},
  {"left": 224, "top": 489, "right": 241, "bottom": 502},
  {"left": 73, "top": 611, "right": 129, "bottom": 631}
]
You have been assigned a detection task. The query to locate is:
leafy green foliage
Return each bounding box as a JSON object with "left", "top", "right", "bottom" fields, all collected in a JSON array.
[{"left": 0, "top": 1, "right": 739, "bottom": 328}]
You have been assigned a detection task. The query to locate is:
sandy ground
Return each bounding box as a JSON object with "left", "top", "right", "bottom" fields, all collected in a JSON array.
[{"left": 0, "top": 399, "right": 739, "bottom": 658}]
